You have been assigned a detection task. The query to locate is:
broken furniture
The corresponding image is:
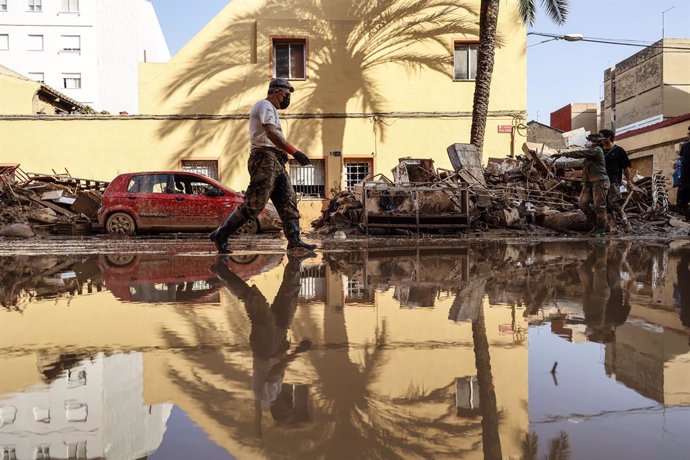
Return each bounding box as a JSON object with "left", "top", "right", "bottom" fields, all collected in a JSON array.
[{"left": 362, "top": 174, "right": 471, "bottom": 234}]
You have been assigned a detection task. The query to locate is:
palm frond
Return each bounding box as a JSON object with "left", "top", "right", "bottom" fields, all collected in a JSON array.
[
  {"left": 519, "top": 0, "right": 537, "bottom": 27},
  {"left": 547, "top": 431, "right": 571, "bottom": 460},
  {"left": 520, "top": 432, "right": 539, "bottom": 460},
  {"left": 540, "top": 0, "right": 569, "bottom": 25}
]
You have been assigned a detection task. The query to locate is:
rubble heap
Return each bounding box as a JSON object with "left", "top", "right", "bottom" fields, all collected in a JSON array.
[
  {"left": 0, "top": 165, "right": 107, "bottom": 237},
  {"left": 312, "top": 142, "right": 679, "bottom": 236}
]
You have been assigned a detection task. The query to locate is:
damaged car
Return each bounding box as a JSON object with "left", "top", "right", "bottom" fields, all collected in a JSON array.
[{"left": 97, "top": 171, "right": 282, "bottom": 236}]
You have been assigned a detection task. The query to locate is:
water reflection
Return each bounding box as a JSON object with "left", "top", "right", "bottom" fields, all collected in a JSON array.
[{"left": 0, "top": 241, "right": 689, "bottom": 459}]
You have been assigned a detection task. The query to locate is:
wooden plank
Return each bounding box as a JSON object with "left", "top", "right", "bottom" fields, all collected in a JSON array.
[{"left": 27, "top": 196, "right": 76, "bottom": 217}]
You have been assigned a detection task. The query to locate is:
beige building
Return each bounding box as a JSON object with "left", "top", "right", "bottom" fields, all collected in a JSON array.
[
  {"left": 0, "top": 0, "right": 527, "bottom": 225},
  {"left": 601, "top": 38, "right": 690, "bottom": 134},
  {"left": 0, "top": 64, "right": 85, "bottom": 115},
  {"left": 550, "top": 103, "right": 598, "bottom": 133},
  {"left": 616, "top": 113, "right": 690, "bottom": 203}
]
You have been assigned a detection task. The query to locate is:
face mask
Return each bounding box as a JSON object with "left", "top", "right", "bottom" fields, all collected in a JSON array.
[
  {"left": 279, "top": 93, "right": 291, "bottom": 110},
  {"left": 585, "top": 141, "right": 593, "bottom": 148}
]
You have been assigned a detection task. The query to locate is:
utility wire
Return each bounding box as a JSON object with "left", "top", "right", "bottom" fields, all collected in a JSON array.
[{"left": 528, "top": 32, "right": 690, "bottom": 52}]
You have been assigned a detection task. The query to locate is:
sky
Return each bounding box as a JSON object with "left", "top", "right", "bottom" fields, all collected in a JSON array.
[{"left": 151, "top": 0, "right": 690, "bottom": 124}]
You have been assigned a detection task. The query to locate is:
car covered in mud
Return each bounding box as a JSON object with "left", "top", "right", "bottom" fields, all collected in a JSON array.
[
  {"left": 99, "top": 253, "right": 284, "bottom": 303},
  {"left": 97, "top": 171, "right": 282, "bottom": 236}
]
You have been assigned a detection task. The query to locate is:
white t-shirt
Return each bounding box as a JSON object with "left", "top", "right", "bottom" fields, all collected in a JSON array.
[{"left": 249, "top": 99, "right": 283, "bottom": 149}]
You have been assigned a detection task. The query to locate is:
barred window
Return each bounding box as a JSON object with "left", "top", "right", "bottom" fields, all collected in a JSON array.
[
  {"left": 181, "top": 160, "right": 218, "bottom": 180},
  {"left": 289, "top": 159, "right": 325, "bottom": 199},
  {"left": 345, "top": 161, "right": 371, "bottom": 189},
  {"left": 299, "top": 265, "right": 326, "bottom": 301}
]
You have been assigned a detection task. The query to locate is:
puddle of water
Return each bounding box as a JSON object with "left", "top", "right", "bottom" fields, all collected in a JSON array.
[{"left": 0, "top": 241, "right": 689, "bottom": 459}]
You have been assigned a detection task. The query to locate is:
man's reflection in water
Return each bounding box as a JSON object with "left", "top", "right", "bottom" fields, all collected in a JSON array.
[
  {"left": 210, "top": 254, "right": 312, "bottom": 437},
  {"left": 579, "top": 242, "right": 632, "bottom": 343}
]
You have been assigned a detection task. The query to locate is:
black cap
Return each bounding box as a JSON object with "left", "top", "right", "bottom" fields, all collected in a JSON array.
[{"left": 268, "top": 78, "right": 294, "bottom": 92}]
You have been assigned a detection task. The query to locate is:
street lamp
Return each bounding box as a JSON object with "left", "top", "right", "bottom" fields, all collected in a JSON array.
[
  {"left": 526, "top": 32, "right": 583, "bottom": 47},
  {"left": 562, "top": 33, "right": 583, "bottom": 42},
  {"left": 662, "top": 6, "right": 675, "bottom": 40}
]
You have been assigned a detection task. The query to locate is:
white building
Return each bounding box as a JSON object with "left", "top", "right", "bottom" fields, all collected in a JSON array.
[
  {"left": 0, "top": 352, "right": 172, "bottom": 460},
  {"left": 0, "top": 0, "right": 170, "bottom": 113}
]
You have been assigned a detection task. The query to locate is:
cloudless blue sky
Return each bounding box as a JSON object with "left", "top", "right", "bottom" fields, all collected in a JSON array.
[{"left": 151, "top": 0, "right": 690, "bottom": 124}]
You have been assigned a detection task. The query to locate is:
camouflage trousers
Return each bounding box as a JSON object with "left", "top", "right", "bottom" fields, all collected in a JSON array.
[
  {"left": 607, "top": 183, "right": 630, "bottom": 226},
  {"left": 236, "top": 147, "right": 300, "bottom": 224},
  {"left": 579, "top": 179, "right": 609, "bottom": 225}
]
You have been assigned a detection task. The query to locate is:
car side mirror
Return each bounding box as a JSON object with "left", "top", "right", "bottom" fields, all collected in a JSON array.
[{"left": 206, "top": 188, "right": 224, "bottom": 197}]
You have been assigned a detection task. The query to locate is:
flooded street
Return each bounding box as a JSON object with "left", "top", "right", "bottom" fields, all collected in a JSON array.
[{"left": 1, "top": 241, "right": 689, "bottom": 459}]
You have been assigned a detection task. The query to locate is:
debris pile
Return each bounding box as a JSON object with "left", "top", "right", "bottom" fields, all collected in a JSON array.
[
  {"left": 0, "top": 166, "right": 107, "bottom": 237},
  {"left": 311, "top": 190, "right": 363, "bottom": 235},
  {"left": 312, "top": 141, "right": 679, "bottom": 236}
]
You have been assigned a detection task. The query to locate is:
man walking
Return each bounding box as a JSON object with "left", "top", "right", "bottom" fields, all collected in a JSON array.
[
  {"left": 599, "top": 129, "right": 640, "bottom": 233},
  {"left": 557, "top": 132, "right": 610, "bottom": 235},
  {"left": 210, "top": 78, "right": 316, "bottom": 253}
]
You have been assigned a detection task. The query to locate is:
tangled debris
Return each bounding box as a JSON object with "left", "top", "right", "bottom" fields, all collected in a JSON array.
[
  {"left": 312, "top": 142, "right": 680, "bottom": 236},
  {"left": 0, "top": 165, "right": 107, "bottom": 237}
]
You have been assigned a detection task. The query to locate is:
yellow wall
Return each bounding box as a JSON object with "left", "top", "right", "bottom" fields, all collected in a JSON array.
[{"left": 0, "top": 74, "right": 40, "bottom": 115}]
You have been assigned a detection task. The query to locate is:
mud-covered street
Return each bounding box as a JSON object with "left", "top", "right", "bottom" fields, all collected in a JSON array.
[{"left": 1, "top": 237, "right": 689, "bottom": 459}]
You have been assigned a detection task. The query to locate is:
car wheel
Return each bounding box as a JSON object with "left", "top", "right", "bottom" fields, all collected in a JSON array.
[
  {"left": 104, "top": 254, "right": 137, "bottom": 267},
  {"left": 228, "top": 254, "right": 259, "bottom": 265},
  {"left": 235, "top": 218, "right": 258, "bottom": 235},
  {"left": 106, "top": 212, "right": 137, "bottom": 236}
]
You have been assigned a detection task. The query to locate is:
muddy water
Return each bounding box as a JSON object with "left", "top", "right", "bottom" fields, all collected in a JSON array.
[{"left": 0, "top": 241, "right": 689, "bottom": 460}]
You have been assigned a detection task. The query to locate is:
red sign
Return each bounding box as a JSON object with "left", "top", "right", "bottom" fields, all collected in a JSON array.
[{"left": 497, "top": 125, "right": 513, "bottom": 133}]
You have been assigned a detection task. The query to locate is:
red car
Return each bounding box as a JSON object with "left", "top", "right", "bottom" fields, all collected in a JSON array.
[
  {"left": 97, "top": 171, "right": 282, "bottom": 235},
  {"left": 99, "top": 253, "right": 284, "bottom": 303}
]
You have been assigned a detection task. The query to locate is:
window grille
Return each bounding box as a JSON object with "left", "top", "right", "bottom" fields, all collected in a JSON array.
[
  {"left": 345, "top": 161, "right": 370, "bottom": 189},
  {"left": 273, "top": 39, "right": 306, "bottom": 79},
  {"left": 346, "top": 278, "right": 371, "bottom": 301},
  {"left": 289, "top": 160, "right": 325, "bottom": 199},
  {"left": 181, "top": 160, "right": 219, "bottom": 180},
  {"left": 28, "top": 0, "right": 42, "bottom": 11},
  {"left": 453, "top": 43, "right": 478, "bottom": 80},
  {"left": 299, "top": 265, "right": 326, "bottom": 301},
  {"left": 0, "top": 1, "right": 7, "bottom": 12}
]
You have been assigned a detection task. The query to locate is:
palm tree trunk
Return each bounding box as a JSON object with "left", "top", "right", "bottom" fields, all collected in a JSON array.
[
  {"left": 472, "top": 307, "right": 503, "bottom": 460},
  {"left": 470, "top": 0, "right": 501, "bottom": 160}
]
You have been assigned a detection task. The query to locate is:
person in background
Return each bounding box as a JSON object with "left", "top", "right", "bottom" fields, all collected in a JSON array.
[
  {"left": 677, "top": 126, "right": 690, "bottom": 220},
  {"left": 599, "top": 129, "right": 641, "bottom": 233},
  {"left": 556, "top": 133, "right": 610, "bottom": 235}
]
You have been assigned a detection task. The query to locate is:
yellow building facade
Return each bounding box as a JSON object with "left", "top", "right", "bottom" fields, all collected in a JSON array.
[{"left": 0, "top": 0, "right": 526, "bottom": 223}]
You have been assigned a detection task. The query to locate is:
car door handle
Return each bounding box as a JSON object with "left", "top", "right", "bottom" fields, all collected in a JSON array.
[
  {"left": 175, "top": 197, "right": 185, "bottom": 201},
  {"left": 127, "top": 196, "right": 137, "bottom": 200}
]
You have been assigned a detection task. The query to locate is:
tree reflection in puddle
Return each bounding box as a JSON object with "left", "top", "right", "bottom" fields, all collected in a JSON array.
[{"left": 1, "top": 241, "right": 689, "bottom": 458}]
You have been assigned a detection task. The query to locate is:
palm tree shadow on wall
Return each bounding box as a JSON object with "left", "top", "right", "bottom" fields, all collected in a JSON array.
[{"left": 156, "top": 0, "right": 478, "bottom": 186}]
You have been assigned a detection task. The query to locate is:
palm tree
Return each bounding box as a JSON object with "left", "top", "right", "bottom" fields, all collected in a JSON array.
[{"left": 470, "top": 0, "right": 569, "bottom": 158}]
